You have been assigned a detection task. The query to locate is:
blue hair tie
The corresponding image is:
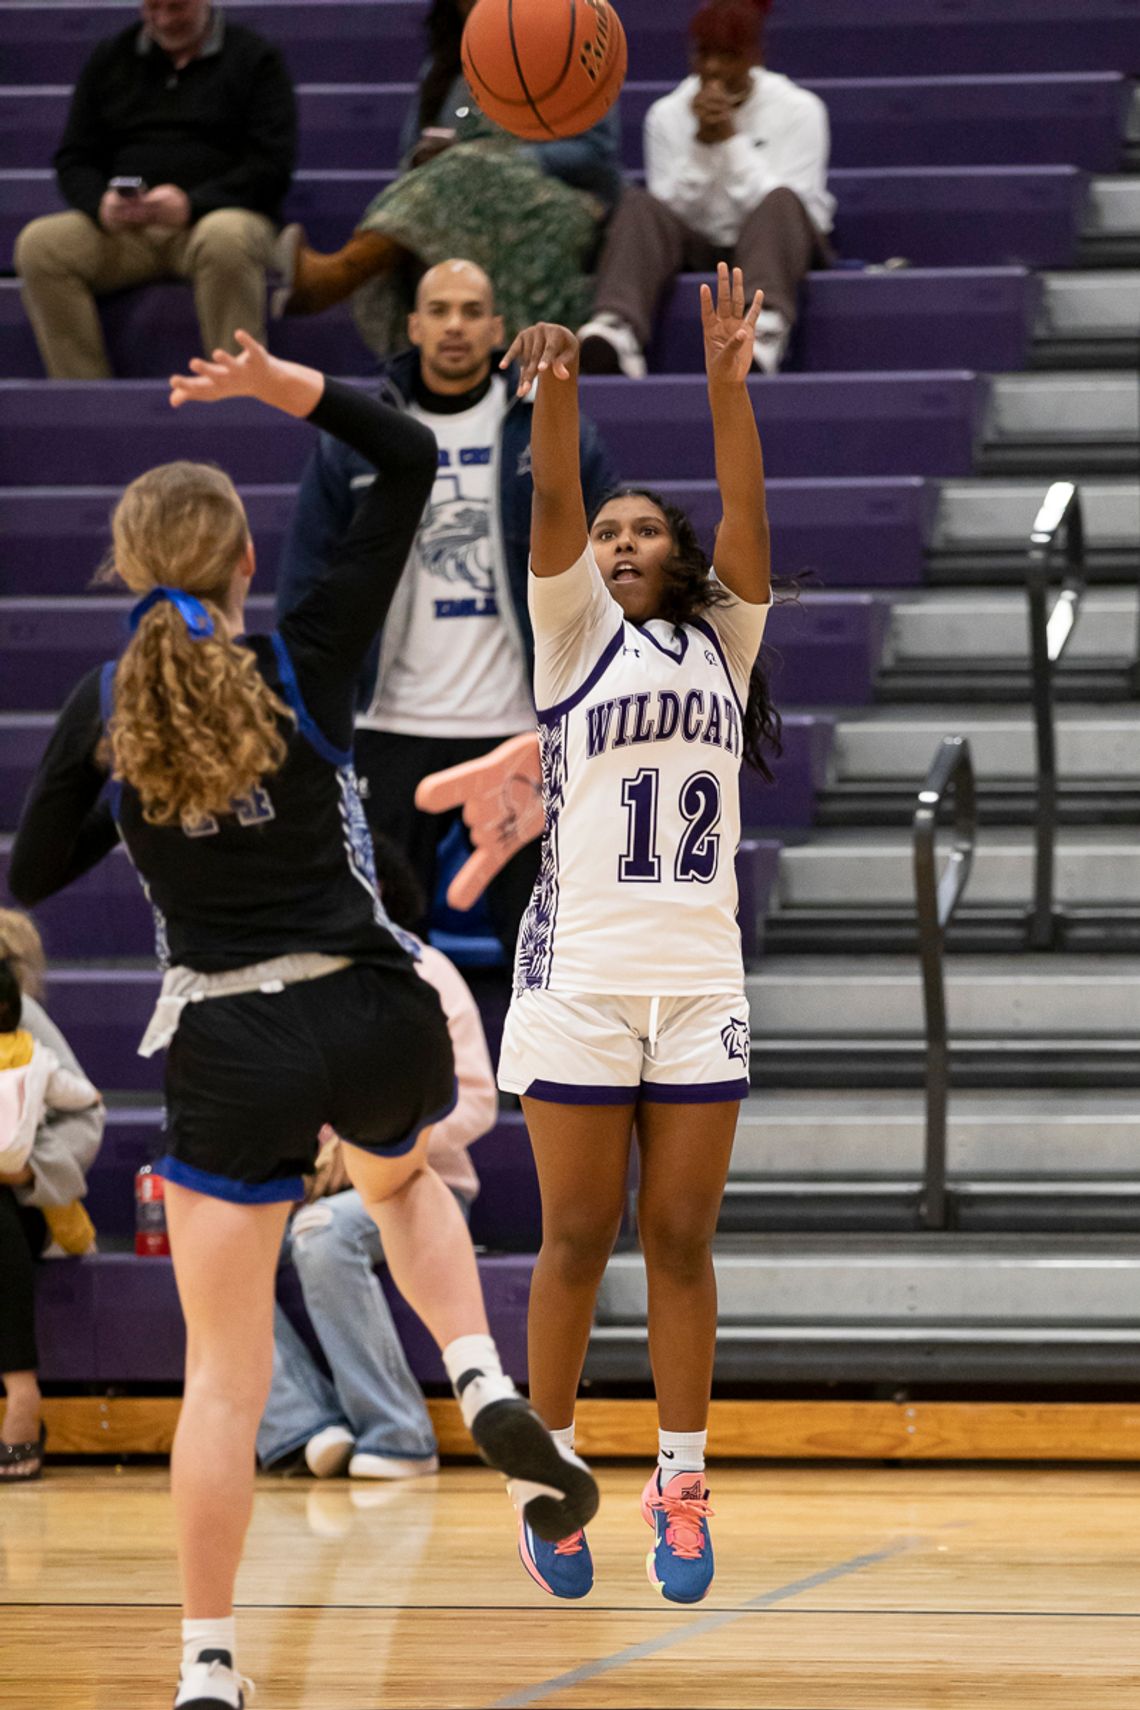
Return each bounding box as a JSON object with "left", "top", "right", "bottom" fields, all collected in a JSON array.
[{"left": 129, "top": 586, "right": 215, "bottom": 639}]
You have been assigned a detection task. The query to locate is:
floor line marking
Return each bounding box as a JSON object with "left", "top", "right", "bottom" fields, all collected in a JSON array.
[{"left": 489, "top": 1535, "right": 924, "bottom": 1709}]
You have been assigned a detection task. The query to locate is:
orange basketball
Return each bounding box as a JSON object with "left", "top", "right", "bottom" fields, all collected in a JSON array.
[{"left": 461, "top": 0, "right": 627, "bottom": 142}]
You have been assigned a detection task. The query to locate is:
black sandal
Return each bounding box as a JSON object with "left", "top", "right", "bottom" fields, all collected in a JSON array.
[{"left": 0, "top": 1422, "right": 46, "bottom": 1481}]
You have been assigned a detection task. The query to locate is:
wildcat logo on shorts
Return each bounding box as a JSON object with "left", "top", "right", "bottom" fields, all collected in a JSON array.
[{"left": 720, "top": 1015, "right": 750, "bottom": 1067}]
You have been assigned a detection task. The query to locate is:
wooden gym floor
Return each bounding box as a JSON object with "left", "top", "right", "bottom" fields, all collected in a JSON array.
[{"left": 4, "top": 1460, "right": 1140, "bottom": 1709}]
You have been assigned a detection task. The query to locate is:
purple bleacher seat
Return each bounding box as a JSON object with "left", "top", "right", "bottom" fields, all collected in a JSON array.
[
  {"left": 0, "top": 484, "right": 297, "bottom": 597},
  {"left": 35, "top": 1249, "right": 536, "bottom": 1383},
  {"left": 41, "top": 967, "right": 164, "bottom": 1092},
  {"left": 648, "top": 269, "right": 1037, "bottom": 377},
  {"left": 764, "top": 593, "right": 890, "bottom": 709},
  {"left": 1, "top": 163, "right": 1088, "bottom": 271},
  {"left": 737, "top": 837, "right": 782, "bottom": 961},
  {"left": 0, "top": 839, "right": 155, "bottom": 960},
  {"left": 83, "top": 1106, "right": 160, "bottom": 1241},
  {"left": 743, "top": 712, "right": 834, "bottom": 831},
  {"left": 829, "top": 165, "right": 1087, "bottom": 270},
  {"left": 0, "top": 712, "right": 52, "bottom": 823},
  {"left": 762, "top": 0, "right": 1140, "bottom": 79},
  {"left": 0, "top": 593, "right": 273, "bottom": 709},
  {"left": 0, "top": 374, "right": 987, "bottom": 485},
  {"left": 0, "top": 476, "right": 932, "bottom": 596},
  {"left": 3, "top": 0, "right": 1136, "bottom": 86},
  {"left": 4, "top": 72, "right": 1126, "bottom": 176},
  {"left": 0, "top": 270, "right": 1034, "bottom": 381}
]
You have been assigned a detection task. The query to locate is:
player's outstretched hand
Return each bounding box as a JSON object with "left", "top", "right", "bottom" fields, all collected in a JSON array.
[
  {"left": 500, "top": 322, "right": 579, "bottom": 397},
  {"left": 170, "top": 330, "right": 325, "bottom": 419},
  {"left": 701, "top": 262, "right": 764, "bottom": 388},
  {"left": 169, "top": 329, "right": 275, "bottom": 408}
]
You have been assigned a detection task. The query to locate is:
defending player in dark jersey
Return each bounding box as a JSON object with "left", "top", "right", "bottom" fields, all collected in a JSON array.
[{"left": 9, "top": 333, "right": 596, "bottom": 1710}]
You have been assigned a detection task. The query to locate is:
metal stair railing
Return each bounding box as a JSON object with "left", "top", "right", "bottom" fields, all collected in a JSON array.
[
  {"left": 1026, "top": 481, "right": 1086, "bottom": 950},
  {"left": 913, "top": 735, "right": 976, "bottom": 1231}
]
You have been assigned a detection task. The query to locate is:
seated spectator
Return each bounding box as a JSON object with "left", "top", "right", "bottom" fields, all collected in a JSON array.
[
  {"left": 14, "top": 0, "right": 296, "bottom": 379},
  {"left": 271, "top": 0, "right": 620, "bottom": 354},
  {"left": 579, "top": 0, "right": 834, "bottom": 377},
  {"left": 276, "top": 256, "right": 617, "bottom": 962},
  {"left": 257, "top": 838, "right": 496, "bottom": 1480},
  {"left": 0, "top": 910, "right": 105, "bottom": 1481}
]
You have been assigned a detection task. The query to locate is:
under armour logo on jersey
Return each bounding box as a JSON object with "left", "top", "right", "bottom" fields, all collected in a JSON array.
[
  {"left": 704, "top": 650, "right": 717, "bottom": 666},
  {"left": 622, "top": 645, "right": 641, "bottom": 658},
  {"left": 720, "top": 1015, "right": 750, "bottom": 1067}
]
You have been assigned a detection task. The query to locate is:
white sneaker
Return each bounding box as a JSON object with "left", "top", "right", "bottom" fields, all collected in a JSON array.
[
  {"left": 348, "top": 1450, "right": 440, "bottom": 1480},
  {"left": 752, "top": 309, "right": 791, "bottom": 375},
  {"left": 578, "top": 312, "right": 648, "bottom": 378},
  {"left": 174, "top": 1650, "right": 253, "bottom": 1709},
  {"left": 304, "top": 1424, "right": 355, "bottom": 1478}
]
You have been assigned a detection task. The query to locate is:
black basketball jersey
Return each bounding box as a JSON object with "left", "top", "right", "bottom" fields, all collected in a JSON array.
[{"left": 9, "top": 381, "right": 439, "bottom": 976}]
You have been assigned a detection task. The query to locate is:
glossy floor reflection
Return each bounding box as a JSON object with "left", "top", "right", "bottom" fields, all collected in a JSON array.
[{"left": 4, "top": 1463, "right": 1140, "bottom": 1708}]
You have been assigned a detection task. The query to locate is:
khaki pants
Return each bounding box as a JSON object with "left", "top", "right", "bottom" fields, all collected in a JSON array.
[
  {"left": 592, "top": 184, "right": 832, "bottom": 345},
  {"left": 14, "top": 207, "right": 278, "bottom": 379}
]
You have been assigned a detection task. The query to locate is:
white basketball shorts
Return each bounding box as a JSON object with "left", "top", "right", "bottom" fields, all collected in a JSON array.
[{"left": 498, "top": 989, "right": 752, "bottom": 1105}]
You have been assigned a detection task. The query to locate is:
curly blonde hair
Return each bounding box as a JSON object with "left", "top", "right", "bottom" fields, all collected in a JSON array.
[
  {"left": 101, "top": 462, "right": 290, "bottom": 828},
  {"left": 0, "top": 908, "right": 46, "bottom": 1000}
]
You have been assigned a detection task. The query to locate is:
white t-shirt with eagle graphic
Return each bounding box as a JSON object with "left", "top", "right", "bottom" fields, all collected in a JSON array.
[
  {"left": 515, "top": 543, "right": 770, "bottom": 997},
  {"left": 364, "top": 379, "right": 533, "bottom": 738}
]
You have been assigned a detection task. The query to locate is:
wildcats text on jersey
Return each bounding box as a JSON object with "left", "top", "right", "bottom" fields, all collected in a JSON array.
[{"left": 585, "top": 688, "right": 742, "bottom": 761}]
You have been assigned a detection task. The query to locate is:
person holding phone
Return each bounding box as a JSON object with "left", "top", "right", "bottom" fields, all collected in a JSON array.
[{"left": 14, "top": 0, "right": 297, "bottom": 379}]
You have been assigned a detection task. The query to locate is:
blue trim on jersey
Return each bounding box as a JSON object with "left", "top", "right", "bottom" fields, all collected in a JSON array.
[
  {"left": 690, "top": 618, "right": 746, "bottom": 720},
  {"left": 98, "top": 659, "right": 124, "bottom": 820},
  {"left": 523, "top": 1078, "right": 639, "bottom": 1105},
  {"left": 153, "top": 1153, "right": 305, "bottom": 1204},
  {"left": 345, "top": 1077, "right": 459, "bottom": 1157},
  {"left": 639, "top": 1077, "right": 750, "bottom": 1104},
  {"left": 636, "top": 623, "right": 689, "bottom": 665},
  {"left": 270, "top": 630, "right": 353, "bottom": 768},
  {"left": 535, "top": 626, "right": 624, "bottom": 727}
]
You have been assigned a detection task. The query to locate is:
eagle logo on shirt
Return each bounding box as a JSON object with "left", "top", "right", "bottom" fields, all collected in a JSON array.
[
  {"left": 419, "top": 496, "right": 495, "bottom": 594},
  {"left": 720, "top": 1015, "right": 751, "bottom": 1067}
]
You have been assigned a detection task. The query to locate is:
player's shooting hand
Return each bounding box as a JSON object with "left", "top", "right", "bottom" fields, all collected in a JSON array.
[
  {"left": 500, "top": 322, "right": 579, "bottom": 397},
  {"left": 700, "top": 262, "right": 763, "bottom": 387}
]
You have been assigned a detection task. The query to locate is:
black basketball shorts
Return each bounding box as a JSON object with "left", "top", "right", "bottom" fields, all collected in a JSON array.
[{"left": 154, "top": 961, "right": 456, "bottom": 1204}]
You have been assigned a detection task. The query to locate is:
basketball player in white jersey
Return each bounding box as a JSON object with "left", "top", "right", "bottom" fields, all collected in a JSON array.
[{"left": 497, "top": 265, "right": 779, "bottom": 1603}]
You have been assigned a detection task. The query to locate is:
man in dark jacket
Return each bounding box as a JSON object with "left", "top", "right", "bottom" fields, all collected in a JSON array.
[
  {"left": 14, "top": 0, "right": 296, "bottom": 378},
  {"left": 277, "top": 257, "right": 618, "bottom": 962}
]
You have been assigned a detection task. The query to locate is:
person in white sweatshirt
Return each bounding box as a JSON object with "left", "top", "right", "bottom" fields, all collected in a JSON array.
[{"left": 579, "top": 0, "right": 834, "bottom": 377}]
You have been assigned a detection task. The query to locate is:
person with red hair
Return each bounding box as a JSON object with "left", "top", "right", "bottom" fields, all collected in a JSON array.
[{"left": 579, "top": 0, "right": 834, "bottom": 377}]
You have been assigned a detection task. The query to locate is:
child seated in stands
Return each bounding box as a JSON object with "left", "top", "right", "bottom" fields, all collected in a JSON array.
[{"left": 0, "top": 957, "right": 101, "bottom": 1256}]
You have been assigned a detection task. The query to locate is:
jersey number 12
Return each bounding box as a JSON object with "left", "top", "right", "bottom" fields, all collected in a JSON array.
[{"left": 619, "top": 768, "right": 721, "bottom": 885}]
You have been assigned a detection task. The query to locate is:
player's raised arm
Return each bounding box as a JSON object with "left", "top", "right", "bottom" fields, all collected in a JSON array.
[
  {"left": 702, "top": 263, "right": 771, "bottom": 606},
  {"left": 500, "top": 321, "right": 587, "bottom": 578}
]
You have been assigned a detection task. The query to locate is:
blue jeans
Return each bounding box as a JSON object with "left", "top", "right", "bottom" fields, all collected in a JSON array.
[{"left": 256, "top": 1187, "right": 467, "bottom": 1468}]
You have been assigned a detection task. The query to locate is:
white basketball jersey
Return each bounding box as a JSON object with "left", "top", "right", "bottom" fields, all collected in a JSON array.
[{"left": 515, "top": 544, "right": 770, "bottom": 996}]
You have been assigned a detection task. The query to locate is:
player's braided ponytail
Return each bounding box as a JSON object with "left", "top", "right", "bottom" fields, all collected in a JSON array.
[
  {"left": 590, "top": 486, "right": 784, "bottom": 782},
  {"left": 100, "top": 461, "right": 290, "bottom": 828}
]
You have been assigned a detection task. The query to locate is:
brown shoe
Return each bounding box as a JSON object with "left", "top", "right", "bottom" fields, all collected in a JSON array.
[{"left": 271, "top": 225, "right": 397, "bottom": 318}]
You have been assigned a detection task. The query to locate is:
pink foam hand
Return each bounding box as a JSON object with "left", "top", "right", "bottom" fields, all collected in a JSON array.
[{"left": 414, "top": 731, "right": 544, "bottom": 909}]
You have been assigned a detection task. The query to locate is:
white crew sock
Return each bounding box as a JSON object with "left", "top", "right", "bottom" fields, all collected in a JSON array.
[
  {"left": 181, "top": 1615, "right": 237, "bottom": 1673},
  {"left": 658, "top": 1428, "right": 707, "bottom": 1476},
  {"left": 442, "top": 1333, "right": 516, "bottom": 1430},
  {"left": 551, "top": 1423, "right": 576, "bottom": 1454}
]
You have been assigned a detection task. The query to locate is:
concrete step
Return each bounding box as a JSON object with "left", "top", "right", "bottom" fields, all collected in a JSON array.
[
  {"left": 745, "top": 952, "right": 1140, "bottom": 1038},
  {"left": 932, "top": 478, "right": 1140, "bottom": 563},
  {"left": 1040, "top": 272, "right": 1140, "bottom": 341},
  {"left": 984, "top": 372, "right": 1140, "bottom": 448},
  {"left": 883, "top": 588, "right": 1139, "bottom": 665},
  {"left": 731, "top": 1088, "right": 1140, "bottom": 1180},
  {"left": 831, "top": 705, "right": 1140, "bottom": 783},
  {"left": 775, "top": 827, "right": 1140, "bottom": 910},
  {"left": 596, "top": 1234, "right": 1140, "bottom": 1324}
]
